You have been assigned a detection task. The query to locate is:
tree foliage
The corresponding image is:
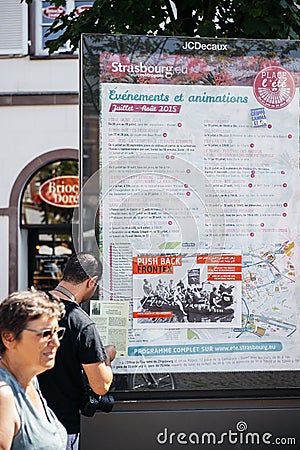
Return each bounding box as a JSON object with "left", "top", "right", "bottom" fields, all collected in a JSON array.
[{"left": 24, "top": 0, "right": 300, "bottom": 53}]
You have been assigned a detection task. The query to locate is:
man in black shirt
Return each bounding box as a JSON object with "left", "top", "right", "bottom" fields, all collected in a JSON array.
[{"left": 38, "top": 253, "right": 116, "bottom": 450}]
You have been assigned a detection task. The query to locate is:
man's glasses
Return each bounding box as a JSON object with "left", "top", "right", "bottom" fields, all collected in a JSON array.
[{"left": 24, "top": 327, "right": 66, "bottom": 341}]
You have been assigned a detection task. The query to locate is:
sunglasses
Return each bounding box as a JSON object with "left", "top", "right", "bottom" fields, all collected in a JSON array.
[{"left": 24, "top": 326, "right": 66, "bottom": 341}]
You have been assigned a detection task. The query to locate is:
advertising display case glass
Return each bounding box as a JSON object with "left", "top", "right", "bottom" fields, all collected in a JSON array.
[{"left": 80, "top": 34, "right": 300, "bottom": 396}]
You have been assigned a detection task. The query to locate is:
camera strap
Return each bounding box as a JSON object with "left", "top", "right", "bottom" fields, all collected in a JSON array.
[{"left": 53, "top": 285, "right": 77, "bottom": 303}]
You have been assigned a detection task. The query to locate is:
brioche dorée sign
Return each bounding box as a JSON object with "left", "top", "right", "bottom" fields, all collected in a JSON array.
[
  {"left": 39, "top": 176, "right": 79, "bottom": 208},
  {"left": 42, "top": 6, "right": 66, "bottom": 19}
]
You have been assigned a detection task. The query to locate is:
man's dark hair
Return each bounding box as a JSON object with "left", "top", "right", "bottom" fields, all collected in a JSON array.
[{"left": 62, "top": 253, "right": 102, "bottom": 284}]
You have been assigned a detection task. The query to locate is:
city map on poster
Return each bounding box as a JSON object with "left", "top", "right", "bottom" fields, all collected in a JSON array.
[{"left": 96, "top": 37, "right": 300, "bottom": 372}]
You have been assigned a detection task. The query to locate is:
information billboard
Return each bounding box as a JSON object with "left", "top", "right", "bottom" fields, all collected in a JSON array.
[{"left": 80, "top": 34, "right": 300, "bottom": 391}]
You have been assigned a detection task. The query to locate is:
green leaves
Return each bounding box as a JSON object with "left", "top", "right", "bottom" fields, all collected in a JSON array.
[{"left": 23, "top": 0, "right": 300, "bottom": 53}]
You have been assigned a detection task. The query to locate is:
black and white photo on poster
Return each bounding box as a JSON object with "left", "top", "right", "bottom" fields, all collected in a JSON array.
[{"left": 133, "top": 252, "right": 242, "bottom": 329}]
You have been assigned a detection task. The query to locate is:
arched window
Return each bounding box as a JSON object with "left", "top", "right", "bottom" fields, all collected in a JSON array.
[
  {"left": 21, "top": 159, "right": 78, "bottom": 225},
  {"left": 20, "top": 159, "right": 78, "bottom": 291}
]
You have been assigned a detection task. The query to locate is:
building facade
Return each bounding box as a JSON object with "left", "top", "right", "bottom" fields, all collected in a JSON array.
[{"left": 0, "top": 0, "right": 87, "bottom": 299}]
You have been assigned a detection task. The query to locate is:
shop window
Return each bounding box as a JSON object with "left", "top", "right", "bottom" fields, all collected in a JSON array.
[
  {"left": 31, "top": 231, "right": 74, "bottom": 291},
  {"left": 21, "top": 160, "right": 78, "bottom": 225},
  {"left": 33, "top": 0, "right": 93, "bottom": 56},
  {"left": 21, "top": 159, "right": 78, "bottom": 291}
]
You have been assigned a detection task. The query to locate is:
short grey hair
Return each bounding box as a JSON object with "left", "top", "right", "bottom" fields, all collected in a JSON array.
[{"left": 0, "top": 288, "right": 65, "bottom": 354}]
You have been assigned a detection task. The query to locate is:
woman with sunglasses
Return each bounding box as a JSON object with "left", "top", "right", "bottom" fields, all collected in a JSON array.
[{"left": 0, "top": 289, "right": 67, "bottom": 449}]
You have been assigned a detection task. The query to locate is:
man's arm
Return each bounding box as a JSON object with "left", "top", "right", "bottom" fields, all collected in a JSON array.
[{"left": 82, "top": 345, "right": 117, "bottom": 396}]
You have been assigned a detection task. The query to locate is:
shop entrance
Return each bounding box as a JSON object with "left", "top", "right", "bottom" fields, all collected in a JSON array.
[
  {"left": 20, "top": 158, "right": 78, "bottom": 291},
  {"left": 27, "top": 226, "right": 74, "bottom": 291}
]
